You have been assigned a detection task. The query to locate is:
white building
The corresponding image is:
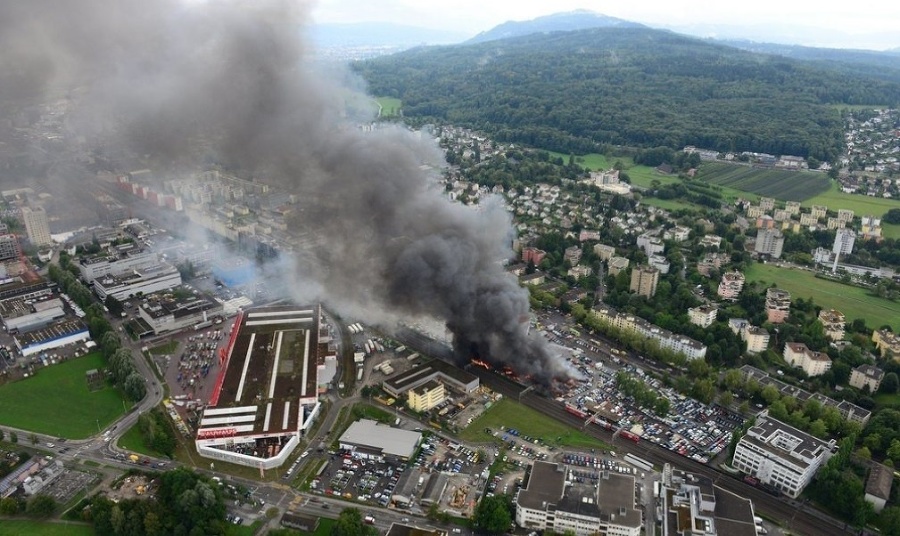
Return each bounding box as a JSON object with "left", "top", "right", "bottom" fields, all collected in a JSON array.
[
  {"left": 591, "top": 305, "right": 707, "bottom": 360},
  {"left": 742, "top": 326, "right": 770, "bottom": 354},
  {"left": 92, "top": 263, "right": 182, "bottom": 301},
  {"left": 660, "top": 466, "right": 758, "bottom": 536},
  {"left": 515, "top": 461, "right": 641, "bottom": 536},
  {"left": 783, "top": 342, "right": 832, "bottom": 377},
  {"left": 14, "top": 319, "right": 90, "bottom": 357},
  {"left": 731, "top": 413, "right": 835, "bottom": 498},
  {"left": 717, "top": 271, "right": 745, "bottom": 300},
  {"left": 849, "top": 364, "right": 884, "bottom": 393},
  {"left": 755, "top": 228, "right": 785, "bottom": 258},
  {"left": 0, "top": 295, "right": 65, "bottom": 332},
  {"left": 78, "top": 245, "right": 158, "bottom": 283},
  {"left": 688, "top": 305, "right": 718, "bottom": 328},
  {"left": 339, "top": 419, "right": 422, "bottom": 462}
]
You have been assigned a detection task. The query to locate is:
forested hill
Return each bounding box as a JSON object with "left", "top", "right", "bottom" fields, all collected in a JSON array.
[{"left": 354, "top": 27, "right": 900, "bottom": 160}]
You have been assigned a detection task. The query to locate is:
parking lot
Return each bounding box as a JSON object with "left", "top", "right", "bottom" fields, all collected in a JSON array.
[{"left": 559, "top": 347, "right": 744, "bottom": 465}]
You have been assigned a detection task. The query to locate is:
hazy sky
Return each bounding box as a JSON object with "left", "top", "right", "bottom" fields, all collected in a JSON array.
[{"left": 311, "top": 0, "right": 900, "bottom": 50}]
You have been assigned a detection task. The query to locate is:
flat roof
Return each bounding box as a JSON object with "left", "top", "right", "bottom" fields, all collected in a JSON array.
[
  {"left": 339, "top": 419, "right": 422, "bottom": 459},
  {"left": 383, "top": 359, "right": 478, "bottom": 394},
  {"left": 140, "top": 290, "right": 220, "bottom": 320},
  {"left": 517, "top": 461, "right": 566, "bottom": 511},
  {"left": 198, "top": 305, "right": 321, "bottom": 439},
  {"left": 15, "top": 319, "right": 88, "bottom": 346}
]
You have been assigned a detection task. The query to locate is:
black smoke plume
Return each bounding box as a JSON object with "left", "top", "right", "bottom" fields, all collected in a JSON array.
[{"left": 0, "top": 0, "right": 575, "bottom": 383}]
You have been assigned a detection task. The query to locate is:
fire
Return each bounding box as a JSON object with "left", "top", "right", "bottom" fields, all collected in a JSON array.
[{"left": 470, "top": 358, "right": 492, "bottom": 370}]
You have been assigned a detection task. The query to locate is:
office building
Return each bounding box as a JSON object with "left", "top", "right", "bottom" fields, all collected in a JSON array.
[
  {"left": 515, "top": 461, "right": 641, "bottom": 536},
  {"left": 731, "top": 413, "right": 835, "bottom": 498}
]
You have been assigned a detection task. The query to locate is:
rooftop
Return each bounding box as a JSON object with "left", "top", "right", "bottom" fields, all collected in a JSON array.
[
  {"left": 517, "top": 461, "right": 567, "bottom": 511},
  {"left": 340, "top": 419, "right": 422, "bottom": 459},
  {"left": 866, "top": 462, "right": 893, "bottom": 501},
  {"left": 15, "top": 319, "right": 88, "bottom": 346}
]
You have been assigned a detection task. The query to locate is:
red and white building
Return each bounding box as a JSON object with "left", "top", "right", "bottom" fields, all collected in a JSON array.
[{"left": 195, "top": 305, "right": 325, "bottom": 469}]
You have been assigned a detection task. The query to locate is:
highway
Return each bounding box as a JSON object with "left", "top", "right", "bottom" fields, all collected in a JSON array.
[{"left": 468, "top": 367, "right": 858, "bottom": 536}]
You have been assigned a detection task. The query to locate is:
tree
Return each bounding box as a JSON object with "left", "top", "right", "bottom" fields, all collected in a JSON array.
[
  {"left": 124, "top": 372, "right": 147, "bottom": 401},
  {"left": 331, "top": 508, "right": 376, "bottom": 536},
  {"left": 881, "top": 372, "right": 900, "bottom": 394},
  {"left": 0, "top": 429, "right": 4, "bottom": 442},
  {"left": 9, "top": 432, "right": 16, "bottom": 443},
  {"left": 29, "top": 433, "right": 38, "bottom": 445},
  {"left": 0, "top": 497, "right": 20, "bottom": 516},
  {"left": 474, "top": 494, "right": 513, "bottom": 535},
  {"left": 878, "top": 506, "right": 900, "bottom": 536},
  {"left": 761, "top": 385, "right": 780, "bottom": 405},
  {"left": 25, "top": 495, "right": 56, "bottom": 518}
]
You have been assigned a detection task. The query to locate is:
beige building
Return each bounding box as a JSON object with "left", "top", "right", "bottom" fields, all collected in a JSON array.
[
  {"left": 593, "top": 244, "right": 615, "bottom": 261},
  {"left": 630, "top": 265, "right": 660, "bottom": 298},
  {"left": 817, "top": 309, "right": 845, "bottom": 341},
  {"left": 784, "top": 342, "right": 832, "bottom": 377},
  {"left": 873, "top": 329, "right": 900, "bottom": 360},
  {"left": 849, "top": 365, "right": 884, "bottom": 393},
  {"left": 607, "top": 256, "right": 630, "bottom": 276},
  {"left": 743, "top": 326, "right": 770, "bottom": 354},
  {"left": 785, "top": 201, "right": 801, "bottom": 215},
  {"left": 765, "top": 288, "right": 791, "bottom": 324},
  {"left": 407, "top": 380, "right": 445, "bottom": 412},
  {"left": 21, "top": 206, "right": 51, "bottom": 247},
  {"left": 811, "top": 205, "right": 828, "bottom": 220}
]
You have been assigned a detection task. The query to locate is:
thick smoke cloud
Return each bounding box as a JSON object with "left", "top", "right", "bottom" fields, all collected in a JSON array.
[{"left": 1, "top": 0, "right": 573, "bottom": 383}]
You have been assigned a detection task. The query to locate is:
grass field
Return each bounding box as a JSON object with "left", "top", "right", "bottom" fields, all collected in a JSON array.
[
  {"left": 117, "top": 423, "right": 160, "bottom": 458},
  {"left": 0, "top": 520, "right": 94, "bottom": 536},
  {"left": 695, "top": 162, "right": 831, "bottom": 201},
  {"left": 460, "top": 398, "right": 610, "bottom": 450},
  {"left": 804, "top": 181, "right": 900, "bottom": 218},
  {"left": 0, "top": 353, "right": 128, "bottom": 438},
  {"left": 375, "top": 96, "right": 402, "bottom": 117},
  {"left": 745, "top": 263, "right": 900, "bottom": 330}
]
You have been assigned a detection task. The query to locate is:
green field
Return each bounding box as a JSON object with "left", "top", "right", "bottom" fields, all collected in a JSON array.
[
  {"left": 0, "top": 520, "right": 94, "bottom": 536},
  {"left": 375, "top": 96, "right": 402, "bottom": 117},
  {"left": 0, "top": 353, "right": 128, "bottom": 438},
  {"left": 117, "top": 423, "right": 160, "bottom": 458},
  {"left": 745, "top": 263, "right": 900, "bottom": 330},
  {"left": 460, "top": 398, "right": 610, "bottom": 450},
  {"left": 804, "top": 180, "right": 900, "bottom": 220},
  {"left": 695, "top": 162, "right": 831, "bottom": 201}
]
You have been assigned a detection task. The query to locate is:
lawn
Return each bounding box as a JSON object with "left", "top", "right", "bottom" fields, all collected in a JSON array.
[
  {"left": 375, "top": 96, "right": 402, "bottom": 117},
  {"left": 803, "top": 181, "right": 900, "bottom": 220},
  {"left": 460, "top": 398, "right": 610, "bottom": 450},
  {"left": 547, "top": 151, "right": 615, "bottom": 171},
  {"left": 117, "top": 422, "right": 161, "bottom": 458},
  {"left": 745, "top": 263, "right": 900, "bottom": 330},
  {"left": 695, "top": 162, "right": 831, "bottom": 201},
  {"left": 0, "top": 520, "right": 94, "bottom": 536},
  {"left": 148, "top": 340, "right": 178, "bottom": 355},
  {"left": 293, "top": 517, "right": 335, "bottom": 536},
  {"left": 0, "top": 353, "right": 128, "bottom": 438}
]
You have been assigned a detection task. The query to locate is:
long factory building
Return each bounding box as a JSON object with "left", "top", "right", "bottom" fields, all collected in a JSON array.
[{"left": 195, "top": 305, "right": 325, "bottom": 469}]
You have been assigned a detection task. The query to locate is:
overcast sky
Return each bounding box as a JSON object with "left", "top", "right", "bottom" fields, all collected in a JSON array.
[{"left": 311, "top": 0, "right": 900, "bottom": 50}]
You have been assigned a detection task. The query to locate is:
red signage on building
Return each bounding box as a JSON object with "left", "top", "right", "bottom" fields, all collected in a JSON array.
[{"left": 197, "top": 428, "right": 237, "bottom": 439}]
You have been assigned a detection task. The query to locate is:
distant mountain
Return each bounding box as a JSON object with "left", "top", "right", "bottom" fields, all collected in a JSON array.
[
  {"left": 310, "top": 22, "right": 469, "bottom": 48},
  {"left": 355, "top": 27, "right": 900, "bottom": 160},
  {"left": 467, "top": 10, "right": 644, "bottom": 44},
  {"left": 715, "top": 39, "right": 900, "bottom": 79}
]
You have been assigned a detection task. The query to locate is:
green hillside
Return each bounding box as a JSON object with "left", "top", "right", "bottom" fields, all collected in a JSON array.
[{"left": 355, "top": 27, "right": 900, "bottom": 160}]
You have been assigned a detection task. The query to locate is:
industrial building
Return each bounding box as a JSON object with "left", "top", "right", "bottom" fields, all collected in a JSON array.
[
  {"left": 515, "top": 461, "right": 641, "bottom": 536},
  {"left": 339, "top": 419, "right": 422, "bottom": 462},
  {"left": 77, "top": 244, "right": 159, "bottom": 283},
  {"left": 382, "top": 359, "right": 479, "bottom": 399},
  {"left": 0, "top": 294, "right": 65, "bottom": 332},
  {"left": 92, "top": 263, "right": 182, "bottom": 301},
  {"left": 13, "top": 319, "right": 90, "bottom": 357},
  {"left": 195, "top": 305, "right": 326, "bottom": 469},
  {"left": 731, "top": 413, "right": 835, "bottom": 499},
  {"left": 137, "top": 290, "right": 223, "bottom": 335}
]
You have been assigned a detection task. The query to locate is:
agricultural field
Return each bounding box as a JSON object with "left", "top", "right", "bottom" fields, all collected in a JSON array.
[
  {"left": 460, "top": 398, "right": 610, "bottom": 450},
  {"left": 694, "top": 162, "right": 831, "bottom": 201},
  {"left": 0, "top": 353, "right": 128, "bottom": 439},
  {"left": 745, "top": 263, "right": 900, "bottom": 330},
  {"left": 375, "top": 96, "right": 402, "bottom": 117}
]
